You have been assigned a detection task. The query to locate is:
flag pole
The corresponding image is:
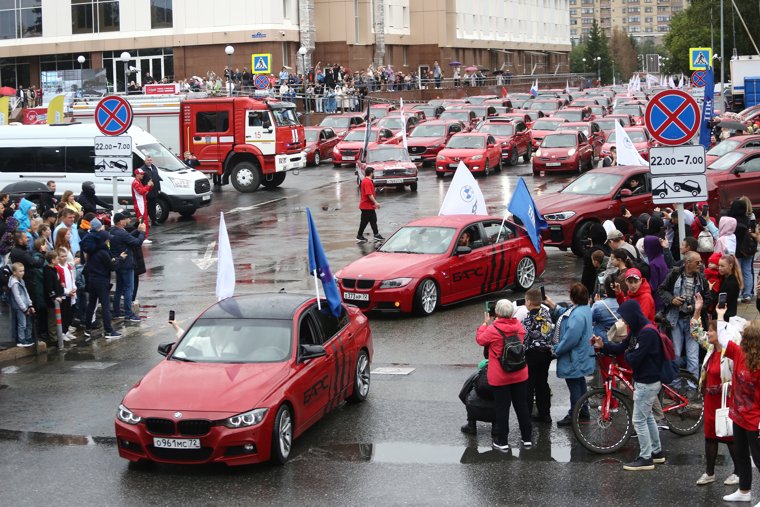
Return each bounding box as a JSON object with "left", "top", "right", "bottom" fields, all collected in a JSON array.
[
  {"left": 313, "top": 269, "right": 322, "bottom": 310},
  {"left": 495, "top": 211, "right": 509, "bottom": 244}
]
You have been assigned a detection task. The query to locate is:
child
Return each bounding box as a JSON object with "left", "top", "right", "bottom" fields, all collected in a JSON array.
[
  {"left": 519, "top": 287, "right": 555, "bottom": 423},
  {"left": 43, "top": 250, "right": 63, "bottom": 341},
  {"left": 591, "top": 249, "right": 607, "bottom": 299},
  {"left": 55, "top": 247, "right": 77, "bottom": 341},
  {"left": 704, "top": 252, "right": 722, "bottom": 294},
  {"left": 8, "top": 262, "right": 35, "bottom": 347}
]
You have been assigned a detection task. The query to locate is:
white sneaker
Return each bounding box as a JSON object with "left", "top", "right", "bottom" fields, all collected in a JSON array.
[
  {"left": 723, "top": 490, "right": 751, "bottom": 502},
  {"left": 66, "top": 332, "right": 77, "bottom": 340},
  {"left": 696, "top": 473, "right": 715, "bottom": 485},
  {"left": 725, "top": 474, "right": 740, "bottom": 485},
  {"left": 143, "top": 239, "right": 152, "bottom": 244},
  {"left": 62, "top": 335, "right": 72, "bottom": 342}
]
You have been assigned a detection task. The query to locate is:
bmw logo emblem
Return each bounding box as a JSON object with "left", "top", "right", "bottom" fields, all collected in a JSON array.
[
  {"left": 174, "top": 412, "right": 183, "bottom": 419},
  {"left": 460, "top": 185, "right": 474, "bottom": 203}
]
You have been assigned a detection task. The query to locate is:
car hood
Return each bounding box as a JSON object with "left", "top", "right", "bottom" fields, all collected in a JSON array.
[
  {"left": 369, "top": 161, "right": 417, "bottom": 171},
  {"left": 337, "top": 141, "right": 369, "bottom": 149},
  {"left": 123, "top": 359, "right": 291, "bottom": 414},
  {"left": 339, "top": 251, "right": 444, "bottom": 280},
  {"left": 407, "top": 136, "right": 446, "bottom": 146},
  {"left": 537, "top": 146, "right": 576, "bottom": 156},
  {"left": 531, "top": 129, "right": 557, "bottom": 138},
  {"left": 439, "top": 148, "right": 484, "bottom": 158},
  {"left": 535, "top": 191, "right": 605, "bottom": 216}
]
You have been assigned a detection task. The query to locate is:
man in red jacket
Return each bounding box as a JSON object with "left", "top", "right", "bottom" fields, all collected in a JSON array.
[
  {"left": 356, "top": 167, "right": 383, "bottom": 243},
  {"left": 615, "top": 268, "right": 655, "bottom": 322},
  {"left": 131, "top": 168, "right": 153, "bottom": 243}
]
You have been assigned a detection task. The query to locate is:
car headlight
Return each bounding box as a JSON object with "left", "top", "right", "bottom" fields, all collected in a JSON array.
[
  {"left": 379, "top": 277, "right": 413, "bottom": 289},
  {"left": 471, "top": 155, "right": 483, "bottom": 160},
  {"left": 543, "top": 211, "right": 576, "bottom": 221},
  {"left": 429, "top": 144, "right": 441, "bottom": 150},
  {"left": 117, "top": 404, "right": 142, "bottom": 425},
  {"left": 168, "top": 177, "right": 190, "bottom": 188},
  {"left": 224, "top": 408, "right": 268, "bottom": 428},
  {"left": 568, "top": 148, "right": 577, "bottom": 156},
  {"left": 535, "top": 149, "right": 542, "bottom": 157},
  {"left": 437, "top": 154, "right": 446, "bottom": 161},
  {"left": 405, "top": 167, "right": 416, "bottom": 175}
]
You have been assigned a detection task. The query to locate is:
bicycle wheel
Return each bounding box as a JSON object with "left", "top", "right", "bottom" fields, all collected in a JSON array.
[
  {"left": 572, "top": 387, "right": 634, "bottom": 454},
  {"left": 661, "top": 371, "right": 704, "bottom": 436}
]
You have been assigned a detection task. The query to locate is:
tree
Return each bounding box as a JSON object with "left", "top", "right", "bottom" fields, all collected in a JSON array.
[
  {"left": 569, "top": 42, "right": 588, "bottom": 74},
  {"left": 584, "top": 20, "right": 613, "bottom": 84},
  {"left": 609, "top": 28, "right": 638, "bottom": 82}
]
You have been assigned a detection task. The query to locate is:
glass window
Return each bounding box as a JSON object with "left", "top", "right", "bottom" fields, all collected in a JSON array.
[
  {"left": 482, "top": 221, "right": 515, "bottom": 244},
  {"left": 38, "top": 147, "right": 65, "bottom": 172},
  {"left": 65, "top": 146, "right": 95, "bottom": 173},
  {"left": 379, "top": 226, "right": 456, "bottom": 255},
  {"left": 0, "top": 147, "right": 32, "bottom": 172},
  {"left": 196, "top": 111, "right": 229, "bottom": 133},
  {"left": 150, "top": 0, "right": 172, "bottom": 28},
  {"left": 314, "top": 305, "right": 347, "bottom": 341},
  {"left": 71, "top": 0, "right": 119, "bottom": 34},
  {"left": 0, "top": 0, "right": 41, "bottom": 39}
]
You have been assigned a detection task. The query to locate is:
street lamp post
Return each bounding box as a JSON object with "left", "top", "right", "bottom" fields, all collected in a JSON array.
[
  {"left": 224, "top": 45, "right": 234, "bottom": 96},
  {"left": 120, "top": 51, "right": 131, "bottom": 94},
  {"left": 298, "top": 46, "right": 309, "bottom": 126},
  {"left": 582, "top": 57, "right": 587, "bottom": 74},
  {"left": 77, "top": 55, "right": 85, "bottom": 98},
  {"left": 595, "top": 56, "right": 601, "bottom": 83}
]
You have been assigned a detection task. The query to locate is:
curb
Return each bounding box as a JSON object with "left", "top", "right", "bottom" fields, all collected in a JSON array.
[{"left": 0, "top": 342, "right": 48, "bottom": 363}]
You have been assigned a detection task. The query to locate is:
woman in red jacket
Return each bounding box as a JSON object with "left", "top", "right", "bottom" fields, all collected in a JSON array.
[{"left": 476, "top": 299, "right": 532, "bottom": 452}]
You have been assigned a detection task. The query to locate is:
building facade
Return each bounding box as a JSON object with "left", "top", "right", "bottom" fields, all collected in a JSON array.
[
  {"left": 568, "top": 0, "right": 688, "bottom": 45},
  {"left": 0, "top": 0, "right": 571, "bottom": 91}
]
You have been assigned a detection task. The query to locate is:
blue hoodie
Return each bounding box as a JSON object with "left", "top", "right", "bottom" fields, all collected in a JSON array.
[
  {"left": 603, "top": 300, "right": 662, "bottom": 384},
  {"left": 13, "top": 198, "right": 35, "bottom": 233}
]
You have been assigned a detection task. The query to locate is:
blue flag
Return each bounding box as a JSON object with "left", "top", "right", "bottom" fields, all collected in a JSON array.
[
  {"left": 507, "top": 177, "right": 548, "bottom": 253},
  {"left": 306, "top": 208, "right": 342, "bottom": 317},
  {"left": 699, "top": 67, "right": 715, "bottom": 150}
]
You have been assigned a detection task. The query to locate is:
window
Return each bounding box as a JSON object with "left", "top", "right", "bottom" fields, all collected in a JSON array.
[
  {"left": 581, "top": 8, "right": 593, "bottom": 14},
  {"left": 657, "top": 5, "right": 667, "bottom": 11},
  {"left": 482, "top": 221, "right": 514, "bottom": 244},
  {"left": 314, "top": 305, "right": 348, "bottom": 341},
  {"left": 0, "top": 0, "right": 42, "bottom": 40},
  {"left": 645, "top": 7, "right": 653, "bottom": 12},
  {"left": 657, "top": 15, "right": 670, "bottom": 21},
  {"left": 196, "top": 111, "right": 230, "bottom": 133},
  {"left": 645, "top": 16, "right": 653, "bottom": 22},
  {"left": 150, "top": 0, "right": 172, "bottom": 29},
  {"left": 65, "top": 146, "right": 95, "bottom": 173},
  {"left": 569, "top": 8, "right": 576, "bottom": 15},
  {"left": 71, "top": 0, "right": 119, "bottom": 34}
]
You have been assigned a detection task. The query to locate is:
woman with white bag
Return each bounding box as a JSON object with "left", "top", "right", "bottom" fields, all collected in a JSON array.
[{"left": 690, "top": 293, "right": 740, "bottom": 486}]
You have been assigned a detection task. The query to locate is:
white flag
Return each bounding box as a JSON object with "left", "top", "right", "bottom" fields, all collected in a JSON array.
[
  {"left": 400, "top": 97, "right": 408, "bottom": 151},
  {"left": 668, "top": 75, "right": 676, "bottom": 89},
  {"left": 677, "top": 74, "right": 684, "bottom": 89},
  {"left": 215, "top": 212, "right": 236, "bottom": 301},
  {"left": 614, "top": 121, "right": 648, "bottom": 167},
  {"left": 438, "top": 162, "right": 488, "bottom": 216}
]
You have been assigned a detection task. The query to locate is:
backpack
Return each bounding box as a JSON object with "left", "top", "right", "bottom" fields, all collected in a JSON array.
[
  {"left": 495, "top": 327, "right": 527, "bottom": 372},
  {"left": 697, "top": 229, "right": 715, "bottom": 253},
  {"left": 644, "top": 323, "right": 678, "bottom": 384},
  {"left": 0, "top": 264, "right": 11, "bottom": 293}
]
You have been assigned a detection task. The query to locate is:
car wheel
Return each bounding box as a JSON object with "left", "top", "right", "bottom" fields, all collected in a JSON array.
[
  {"left": 510, "top": 149, "right": 519, "bottom": 166},
  {"left": 577, "top": 158, "right": 583, "bottom": 174},
  {"left": 313, "top": 152, "right": 321, "bottom": 166},
  {"left": 230, "top": 161, "right": 262, "bottom": 192},
  {"left": 571, "top": 221, "right": 595, "bottom": 257},
  {"left": 483, "top": 161, "right": 490, "bottom": 176},
  {"left": 270, "top": 404, "right": 293, "bottom": 465},
  {"left": 523, "top": 147, "right": 532, "bottom": 163},
  {"left": 692, "top": 190, "right": 699, "bottom": 196},
  {"left": 414, "top": 278, "right": 439, "bottom": 316},
  {"left": 347, "top": 349, "right": 371, "bottom": 403},
  {"left": 261, "top": 172, "right": 286, "bottom": 188},
  {"left": 515, "top": 257, "right": 537, "bottom": 290},
  {"left": 154, "top": 197, "right": 170, "bottom": 224},
  {"left": 410, "top": 182, "right": 418, "bottom": 192}
]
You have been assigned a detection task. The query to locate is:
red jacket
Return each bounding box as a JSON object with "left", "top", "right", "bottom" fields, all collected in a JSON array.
[
  {"left": 617, "top": 278, "right": 655, "bottom": 322},
  {"left": 476, "top": 318, "right": 528, "bottom": 386},
  {"left": 131, "top": 179, "right": 151, "bottom": 216}
]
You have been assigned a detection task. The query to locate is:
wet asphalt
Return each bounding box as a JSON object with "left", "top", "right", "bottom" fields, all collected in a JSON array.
[{"left": 0, "top": 160, "right": 743, "bottom": 506}]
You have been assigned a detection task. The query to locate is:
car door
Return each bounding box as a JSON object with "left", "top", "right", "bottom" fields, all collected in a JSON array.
[
  {"left": 487, "top": 135, "right": 500, "bottom": 166},
  {"left": 294, "top": 306, "right": 336, "bottom": 428},
  {"left": 617, "top": 172, "right": 653, "bottom": 217},
  {"left": 514, "top": 121, "right": 529, "bottom": 155},
  {"left": 578, "top": 132, "right": 592, "bottom": 164},
  {"left": 313, "top": 305, "right": 355, "bottom": 411},
  {"left": 589, "top": 122, "right": 603, "bottom": 158},
  {"left": 188, "top": 105, "right": 233, "bottom": 173},
  {"left": 323, "top": 128, "right": 339, "bottom": 156},
  {"left": 479, "top": 220, "right": 518, "bottom": 292},
  {"left": 446, "top": 225, "right": 490, "bottom": 300}
]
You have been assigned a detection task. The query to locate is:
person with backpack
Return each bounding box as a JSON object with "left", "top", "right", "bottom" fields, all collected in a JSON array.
[
  {"left": 731, "top": 197, "right": 758, "bottom": 303},
  {"left": 643, "top": 236, "right": 669, "bottom": 312},
  {"left": 475, "top": 299, "right": 532, "bottom": 451},
  {"left": 545, "top": 282, "right": 595, "bottom": 428},
  {"left": 592, "top": 299, "right": 669, "bottom": 470},
  {"left": 519, "top": 287, "right": 555, "bottom": 424}
]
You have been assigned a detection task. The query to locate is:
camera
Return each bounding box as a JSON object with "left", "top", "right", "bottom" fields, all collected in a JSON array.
[{"left": 680, "top": 296, "right": 695, "bottom": 316}]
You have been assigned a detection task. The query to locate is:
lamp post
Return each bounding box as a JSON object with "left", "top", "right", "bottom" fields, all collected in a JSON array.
[
  {"left": 224, "top": 45, "right": 234, "bottom": 96},
  {"left": 120, "top": 51, "right": 131, "bottom": 94},
  {"left": 582, "top": 57, "right": 587, "bottom": 73},
  {"left": 595, "top": 56, "right": 601, "bottom": 82},
  {"left": 298, "top": 46, "right": 309, "bottom": 126},
  {"left": 77, "top": 55, "right": 85, "bottom": 98}
]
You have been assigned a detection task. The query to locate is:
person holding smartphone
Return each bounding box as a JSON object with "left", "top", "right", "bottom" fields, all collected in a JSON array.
[{"left": 715, "top": 254, "right": 743, "bottom": 321}]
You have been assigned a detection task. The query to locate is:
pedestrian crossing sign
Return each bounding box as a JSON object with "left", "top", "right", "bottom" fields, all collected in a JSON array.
[
  {"left": 689, "top": 47, "right": 712, "bottom": 70},
  {"left": 252, "top": 53, "right": 272, "bottom": 75}
]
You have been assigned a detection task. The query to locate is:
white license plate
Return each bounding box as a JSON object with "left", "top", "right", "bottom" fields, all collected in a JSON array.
[
  {"left": 202, "top": 195, "right": 211, "bottom": 201},
  {"left": 546, "top": 162, "right": 561, "bottom": 167},
  {"left": 343, "top": 156, "right": 355, "bottom": 161},
  {"left": 449, "top": 163, "right": 459, "bottom": 169},
  {"left": 411, "top": 156, "right": 421, "bottom": 161},
  {"left": 386, "top": 178, "right": 404, "bottom": 184},
  {"left": 343, "top": 292, "right": 369, "bottom": 301},
  {"left": 153, "top": 437, "right": 201, "bottom": 449}
]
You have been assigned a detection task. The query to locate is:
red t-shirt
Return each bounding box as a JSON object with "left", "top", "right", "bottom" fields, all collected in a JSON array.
[
  {"left": 359, "top": 177, "right": 376, "bottom": 210},
  {"left": 725, "top": 341, "right": 760, "bottom": 431}
]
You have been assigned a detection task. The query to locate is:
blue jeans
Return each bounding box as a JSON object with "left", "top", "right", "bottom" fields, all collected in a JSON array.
[
  {"left": 10, "top": 303, "right": 33, "bottom": 345},
  {"left": 633, "top": 381, "right": 662, "bottom": 459},
  {"left": 739, "top": 255, "right": 755, "bottom": 298},
  {"left": 565, "top": 377, "right": 589, "bottom": 418},
  {"left": 669, "top": 315, "right": 699, "bottom": 379},
  {"left": 113, "top": 269, "right": 135, "bottom": 318}
]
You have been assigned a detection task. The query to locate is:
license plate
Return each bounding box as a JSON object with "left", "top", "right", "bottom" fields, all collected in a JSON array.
[
  {"left": 343, "top": 292, "right": 369, "bottom": 301},
  {"left": 344, "top": 155, "right": 355, "bottom": 161},
  {"left": 386, "top": 178, "right": 404, "bottom": 184},
  {"left": 153, "top": 437, "right": 201, "bottom": 449},
  {"left": 449, "top": 163, "right": 459, "bottom": 169},
  {"left": 411, "top": 156, "right": 421, "bottom": 161},
  {"left": 202, "top": 195, "right": 211, "bottom": 201},
  {"left": 546, "top": 162, "right": 561, "bottom": 167}
]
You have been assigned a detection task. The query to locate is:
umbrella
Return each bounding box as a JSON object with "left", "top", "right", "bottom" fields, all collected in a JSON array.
[
  {"left": 717, "top": 119, "right": 748, "bottom": 131},
  {"left": 0, "top": 86, "right": 16, "bottom": 96},
  {"left": 464, "top": 66, "right": 479, "bottom": 72},
  {"left": 492, "top": 70, "right": 504, "bottom": 75},
  {"left": 449, "top": 61, "right": 462, "bottom": 67}
]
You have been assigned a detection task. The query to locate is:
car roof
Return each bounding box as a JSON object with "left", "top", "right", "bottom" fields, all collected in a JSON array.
[
  {"left": 562, "top": 122, "right": 593, "bottom": 127},
  {"left": 453, "top": 132, "right": 489, "bottom": 137},
  {"left": 406, "top": 215, "right": 505, "bottom": 227},
  {"left": 413, "top": 119, "right": 459, "bottom": 126},
  {"left": 198, "top": 292, "right": 313, "bottom": 320},
  {"left": 589, "top": 165, "right": 649, "bottom": 176},
  {"left": 551, "top": 130, "right": 582, "bottom": 136}
]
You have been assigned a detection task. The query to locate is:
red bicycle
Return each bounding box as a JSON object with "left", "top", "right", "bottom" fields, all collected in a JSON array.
[{"left": 571, "top": 353, "right": 704, "bottom": 454}]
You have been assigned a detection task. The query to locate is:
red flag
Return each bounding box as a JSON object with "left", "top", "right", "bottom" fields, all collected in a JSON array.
[{"left": 501, "top": 87, "right": 508, "bottom": 98}]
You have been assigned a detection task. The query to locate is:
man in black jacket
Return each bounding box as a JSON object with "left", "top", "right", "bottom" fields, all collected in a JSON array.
[
  {"left": 84, "top": 225, "right": 123, "bottom": 340},
  {"left": 78, "top": 181, "right": 112, "bottom": 215},
  {"left": 140, "top": 156, "right": 162, "bottom": 226}
]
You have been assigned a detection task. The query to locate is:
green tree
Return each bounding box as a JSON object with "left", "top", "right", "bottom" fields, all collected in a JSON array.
[
  {"left": 584, "top": 20, "right": 613, "bottom": 84},
  {"left": 570, "top": 42, "right": 588, "bottom": 74},
  {"left": 609, "top": 28, "right": 638, "bottom": 82}
]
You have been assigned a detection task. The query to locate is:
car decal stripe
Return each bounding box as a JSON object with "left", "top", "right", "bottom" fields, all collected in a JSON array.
[
  {"left": 335, "top": 337, "right": 346, "bottom": 408},
  {"left": 495, "top": 245, "right": 506, "bottom": 292},
  {"left": 325, "top": 341, "right": 340, "bottom": 416},
  {"left": 504, "top": 254, "right": 514, "bottom": 289}
]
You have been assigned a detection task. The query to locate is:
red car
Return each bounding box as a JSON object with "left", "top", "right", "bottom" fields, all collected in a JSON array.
[
  {"left": 304, "top": 127, "right": 340, "bottom": 166},
  {"left": 356, "top": 145, "right": 418, "bottom": 191},
  {"left": 532, "top": 130, "right": 595, "bottom": 175},
  {"left": 319, "top": 113, "right": 366, "bottom": 137},
  {"left": 589, "top": 105, "right": 607, "bottom": 118},
  {"left": 436, "top": 133, "right": 503, "bottom": 176},
  {"left": 482, "top": 98, "right": 514, "bottom": 110},
  {"left": 594, "top": 117, "right": 627, "bottom": 135},
  {"left": 332, "top": 127, "right": 394, "bottom": 167},
  {"left": 606, "top": 113, "right": 634, "bottom": 127},
  {"left": 535, "top": 165, "right": 654, "bottom": 255},
  {"left": 600, "top": 127, "right": 654, "bottom": 161},
  {"left": 562, "top": 121, "right": 605, "bottom": 161},
  {"left": 369, "top": 103, "right": 397, "bottom": 120},
  {"left": 410, "top": 103, "right": 444, "bottom": 119},
  {"left": 706, "top": 149, "right": 760, "bottom": 213},
  {"left": 612, "top": 104, "right": 645, "bottom": 125},
  {"left": 466, "top": 95, "right": 499, "bottom": 105},
  {"left": 406, "top": 120, "right": 466, "bottom": 164},
  {"left": 554, "top": 107, "right": 592, "bottom": 123},
  {"left": 498, "top": 112, "right": 533, "bottom": 125},
  {"left": 448, "top": 105, "right": 497, "bottom": 121},
  {"left": 476, "top": 118, "right": 532, "bottom": 166},
  {"left": 529, "top": 117, "right": 569, "bottom": 149},
  {"left": 375, "top": 114, "right": 421, "bottom": 139},
  {"left": 438, "top": 109, "right": 479, "bottom": 131},
  {"left": 528, "top": 99, "right": 563, "bottom": 115},
  {"left": 114, "top": 293, "right": 373, "bottom": 466},
  {"left": 335, "top": 215, "right": 546, "bottom": 315},
  {"left": 705, "top": 135, "right": 760, "bottom": 165}
]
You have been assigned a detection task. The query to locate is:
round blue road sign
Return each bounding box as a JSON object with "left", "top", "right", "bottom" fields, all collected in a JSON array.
[
  {"left": 644, "top": 90, "right": 700, "bottom": 146},
  {"left": 254, "top": 75, "right": 269, "bottom": 90},
  {"left": 94, "top": 96, "right": 133, "bottom": 136}
]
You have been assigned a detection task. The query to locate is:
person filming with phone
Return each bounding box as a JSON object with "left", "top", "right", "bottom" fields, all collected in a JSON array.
[{"left": 714, "top": 254, "right": 743, "bottom": 321}]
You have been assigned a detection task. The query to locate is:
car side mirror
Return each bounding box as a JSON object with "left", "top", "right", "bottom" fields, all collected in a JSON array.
[
  {"left": 455, "top": 245, "right": 472, "bottom": 255},
  {"left": 300, "top": 344, "right": 327, "bottom": 361},
  {"left": 158, "top": 342, "right": 173, "bottom": 357},
  {"left": 734, "top": 166, "right": 746, "bottom": 174},
  {"left": 619, "top": 188, "right": 633, "bottom": 198}
]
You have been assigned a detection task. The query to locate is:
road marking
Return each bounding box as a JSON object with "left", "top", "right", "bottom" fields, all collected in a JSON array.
[
  {"left": 372, "top": 367, "right": 415, "bottom": 375},
  {"left": 71, "top": 362, "right": 117, "bottom": 370},
  {"left": 192, "top": 241, "right": 217, "bottom": 270},
  {"left": 226, "top": 198, "right": 287, "bottom": 215}
]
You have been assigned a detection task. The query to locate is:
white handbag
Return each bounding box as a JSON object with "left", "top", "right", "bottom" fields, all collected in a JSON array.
[{"left": 715, "top": 383, "right": 733, "bottom": 438}]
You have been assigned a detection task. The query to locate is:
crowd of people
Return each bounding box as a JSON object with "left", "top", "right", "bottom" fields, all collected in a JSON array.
[{"left": 462, "top": 194, "right": 760, "bottom": 500}]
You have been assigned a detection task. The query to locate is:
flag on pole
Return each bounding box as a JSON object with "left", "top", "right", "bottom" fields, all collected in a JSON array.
[
  {"left": 400, "top": 97, "right": 408, "bottom": 151},
  {"left": 215, "top": 212, "right": 235, "bottom": 301},
  {"left": 699, "top": 66, "right": 715, "bottom": 149},
  {"left": 565, "top": 80, "right": 570, "bottom": 94},
  {"left": 530, "top": 79, "right": 538, "bottom": 97},
  {"left": 306, "top": 208, "right": 342, "bottom": 317},
  {"left": 668, "top": 75, "right": 676, "bottom": 89},
  {"left": 361, "top": 97, "right": 372, "bottom": 163},
  {"left": 507, "top": 177, "right": 547, "bottom": 253},
  {"left": 46, "top": 95, "right": 65, "bottom": 125},
  {"left": 677, "top": 74, "right": 684, "bottom": 89},
  {"left": 438, "top": 161, "right": 488, "bottom": 216},
  {"left": 614, "top": 121, "right": 648, "bottom": 166}
]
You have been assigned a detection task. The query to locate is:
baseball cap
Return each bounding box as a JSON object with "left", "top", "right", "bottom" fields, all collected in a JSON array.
[
  {"left": 113, "top": 212, "right": 131, "bottom": 223},
  {"left": 90, "top": 218, "right": 103, "bottom": 231},
  {"left": 134, "top": 168, "right": 145, "bottom": 175},
  {"left": 625, "top": 268, "right": 642, "bottom": 280},
  {"left": 606, "top": 229, "right": 624, "bottom": 243}
]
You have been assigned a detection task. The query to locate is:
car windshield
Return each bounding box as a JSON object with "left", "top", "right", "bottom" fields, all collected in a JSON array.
[
  {"left": 137, "top": 143, "right": 186, "bottom": 172},
  {"left": 446, "top": 136, "right": 485, "bottom": 149},
  {"left": 378, "top": 117, "right": 404, "bottom": 130},
  {"left": 321, "top": 116, "right": 352, "bottom": 128},
  {"left": 542, "top": 134, "right": 576, "bottom": 148},
  {"left": 613, "top": 106, "right": 642, "bottom": 116},
  {"left": 413, "top": 106, "right": 435, "bottom": 116},
  {"left": 707, "top": 139, "right": 741, "bottom": 158},
  {"left": 171, "top": 318, "right": 292, "bottom": 363},
  {"left": 371, "top": 108, "right": 390, "bottom": 118},
  {"left": 344, "top": 129, "right": 377, "bottom": 142},
  {"left": 469, "top": 108, "right": 487, "bottom": 117},
  {"left": 606, "top": 131, "right": 647, "bottom": 143},
  {"left": 531, "top": 102, "right": 558, "bottom": 111},
  {"left": 556, "top": 111, "right": 583, "bottom": 121},
  {"left": 532, "top": 120, "right": 563, "bottom": 130},
  {"left": 410, "top": 125, "right": 446, "bottom": 137},
  {"left": 562, "top": 172, "right": 623, "bottom": 195},
  {"left": 366, "top": 147, "right": 410, "bottom": 162},
  {"left": 564, "top": 125, "right": 590, "bottom": 136},
  {"left": 305, "top": 130, "right": 320, "bottom": 142},
  {"left": 379, "top": 226, "right": 456, "bottom": 254},
  {"left": 708, "top": 151, "right": 744, "bottom": 171},
  {"left": 478, "top": 124, "right": 514, "bottom": 136},
  {"left": 596, "top": 119, "right": 621, "bottom": 130},
  {"left": 272, "top": 108, "right": 298, "bottom": 126},
  {"left": 440, "top": 111, "right": 470, "bottom": 121}
]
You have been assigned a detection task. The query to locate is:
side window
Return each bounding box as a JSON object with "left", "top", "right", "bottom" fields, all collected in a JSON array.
[
  {"left": 248, "top": 111, "right": 264, "bottom": 127},
  {"left": 66, "top": 146, "right": 95, "bottom": 173},
  {"left": 299, "top": 313, "right": 320, "bottom": 347},
  {"left": 325, "top": 128, "right": 335, "bottom": 139},
  {"left": 38, "top": 147, "right": 65, "bottom": 172},
  {"left": 458, "top": 225, "right": 484, "bottom": 250},
  {"left": 741, "top": 156, "right": 760, "bottom": 172},
  {"left": 482, "top": 220, "right": 514, "bottom": 244},
  {"left": 450, "top": 124, "right": 461, "bottom": 134},
  {"left": 0, "top": 147, "right": 34, "bottom": 172},
  {"left": 488, "top": 135, "right": 495, "bottom": 145},
  {"left": 197, "top": 111, "right": 217, "bottom": 133},
  {"left": 314, "top": 304, "right": 348, "bottom": 342}
]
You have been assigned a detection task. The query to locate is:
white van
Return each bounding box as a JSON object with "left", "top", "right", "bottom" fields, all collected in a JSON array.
[{"left": 0, "top": 123, "right": 212, "bottom": 221}]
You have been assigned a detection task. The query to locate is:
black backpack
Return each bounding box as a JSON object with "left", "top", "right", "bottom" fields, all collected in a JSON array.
[
  {"left": 495, "top": 327, "right": 527, "bottom": 372},
  {"left": 0, "top": 263, "right": 12, "bottom": 293}
]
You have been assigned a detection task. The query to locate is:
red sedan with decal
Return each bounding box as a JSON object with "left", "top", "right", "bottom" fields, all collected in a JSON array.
[
  {"left": 115, "top": 293, "right": 373, "bottom": 466},
  {"left": 335, "top": 215, "right": 546, "bottom": 315},
  {"left": 436, "top": 133, "right": 503, "bottom": 176}
]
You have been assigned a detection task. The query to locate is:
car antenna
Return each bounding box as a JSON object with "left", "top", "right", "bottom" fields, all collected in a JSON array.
[{"left": 278, "top": 288, "right": 287, "bottom": 293}]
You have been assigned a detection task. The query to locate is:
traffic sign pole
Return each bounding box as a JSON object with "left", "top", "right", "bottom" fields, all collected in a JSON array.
[
  {"left": 94, "top": 96, "right": 134, "bottom": 218},
  {"left": 676, "top": 203, "right": 686, "bottom": 251}
]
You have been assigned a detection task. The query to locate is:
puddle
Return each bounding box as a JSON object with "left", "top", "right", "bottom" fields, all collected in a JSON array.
[{"left": 0, "top": 428, "right": 115, "bottom": 446}]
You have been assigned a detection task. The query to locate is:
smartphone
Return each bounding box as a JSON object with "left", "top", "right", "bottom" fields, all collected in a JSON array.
[
  {"left": 620, "top": 204, "right": 627, "bottom": 216},
  {"left": 540, "top": 286, "right": 546, "bottom": 300},
  {"left": 701, "top": 204, "right": 709, "bottom": 216},
  {"left": 485, "top": 300, "right": 497, "bottom": 317},
  {"left": 515, "top": 298, "right": 526, "bottom": 307},
  {"left": 169, "top": 310, "right": 175, "bottom": 322},
  {"left": 718, "top": 292, "right": 727, "bottom": 309}
]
